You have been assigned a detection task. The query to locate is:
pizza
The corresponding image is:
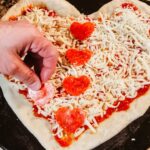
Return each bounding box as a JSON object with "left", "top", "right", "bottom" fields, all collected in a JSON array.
[{"left": 0, "top": 0, "right": 150, "bottom": 149}]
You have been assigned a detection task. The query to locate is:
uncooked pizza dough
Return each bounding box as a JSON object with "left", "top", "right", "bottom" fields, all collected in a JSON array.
[{"left": 0, "top": 0, "right": 150, "bottom": 149}]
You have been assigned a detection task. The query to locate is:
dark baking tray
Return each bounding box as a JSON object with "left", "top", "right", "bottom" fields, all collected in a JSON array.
[{"left": 0, "top": 0, "right": 150, "bottom": 150}]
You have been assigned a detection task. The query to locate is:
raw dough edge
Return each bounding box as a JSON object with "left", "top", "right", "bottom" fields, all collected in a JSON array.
[
  {"left": 90, "top": 0, "right": 150, "bottom": 18},
  {"left": 1, "top": 0, "right": 80, "bottom": 21}
]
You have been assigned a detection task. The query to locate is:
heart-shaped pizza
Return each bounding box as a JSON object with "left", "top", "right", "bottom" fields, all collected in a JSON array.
[{"left": 0, "top": 0, "right": 150, "bottom": 149}]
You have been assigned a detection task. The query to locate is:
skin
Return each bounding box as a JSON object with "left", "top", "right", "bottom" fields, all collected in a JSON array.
[{"left": 0, "top": 21, "right": 58, "bottom": 90}]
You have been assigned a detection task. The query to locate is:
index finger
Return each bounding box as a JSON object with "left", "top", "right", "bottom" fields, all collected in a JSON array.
[{"left": 30, "top": 36, "right": 58, "bottom": 82}]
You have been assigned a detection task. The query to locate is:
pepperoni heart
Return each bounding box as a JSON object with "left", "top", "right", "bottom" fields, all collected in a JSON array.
[
  {"left": 70, "top": 22, "right": 95, "bottom": 41},
  {"left": 55, "top": 107, "right": 85, "bottom": 133},
  {"left": 66, "top": 49, "right": 92, "bottom": 66},
  {"left": 28, "top": 82, "right": 54, "bottom": 106},
  {"left": 63, "top": 76, "right": 90, "bottom": 96}
]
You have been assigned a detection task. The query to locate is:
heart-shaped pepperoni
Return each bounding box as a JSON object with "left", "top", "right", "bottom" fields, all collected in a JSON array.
[
  {"left": 55, "top": 107, "right": 85, "bottom": 133},
  {"left": 70, "top": 22, "right": 95, "bottom": 41},
  {"left": 66, "top": 49, "right": 92, "bottom": 66},
  {"left": 63, "top": 76, "right": 90, "bottom": 96}
]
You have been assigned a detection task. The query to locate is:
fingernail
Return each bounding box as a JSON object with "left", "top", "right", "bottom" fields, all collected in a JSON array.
[{"left": 28, "top": 80, "right": 41, "bottom": 91}]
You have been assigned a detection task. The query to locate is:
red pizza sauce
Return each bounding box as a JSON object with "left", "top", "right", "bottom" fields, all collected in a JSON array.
[
  {"left": 9, "top": 16, "right": 18, "bottom": 21},
  {"left": 21, "top": 5, "right": 33, "bottom": 15},
  {"left": 54, "top": 133, "right": 73, "bottom": 147},
  {"left": 121, "top": 3, "right": 138, "bottom": 11},
  {"left": 21, "top": 5, "right": 57, "bottom": 17},
  {"left": 18, "top": 89, "right": 28, "bottom": 97},
  {"left": 9, "top": 5, "right": 57, "bottom": 21},
  {"left": 95, "top": 85, "right": 149, "bottom": 122},
  {"left": 33, "top": 105, "right": 50, "bottom": 120}
]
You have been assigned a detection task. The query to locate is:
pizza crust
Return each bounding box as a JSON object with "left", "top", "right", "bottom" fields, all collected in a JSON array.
[
  {"left": 1, "top": 0, "right": 80, "bottom": 21},
  {"left": 90, "top": 0, "right": 150, "bottom": 18},
  {"left": 0, "top": 0, "right": 150, "bottom": 149}
]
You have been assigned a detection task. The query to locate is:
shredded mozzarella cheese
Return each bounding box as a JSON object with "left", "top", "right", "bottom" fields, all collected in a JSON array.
[{"left": 15, "top": 4, "right": 150, "bottom": 137}]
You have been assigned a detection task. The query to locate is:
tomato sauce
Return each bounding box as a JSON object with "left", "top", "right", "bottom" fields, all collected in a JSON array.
[
  {"left": 21, "top": 5, "right": 33, "bottom": 15},
  {"left": 54, "top": 133, "right": 73, "bottom": 147},
  {"left": 33, "top": 105, "right": 50, "bottom": 120},
  {"left": 9, "top": 16, "right": 18, "bottom": 21},
  {"left": 95, "top": 85, "right": 149, "bottom": 123},
  {"left": 20, "top": 5, "right": 57, "bottom": 17},
  {"left": 121, "top": 3, "right": 138, "bottom": 11},
  {"left": 18, "top": 89, "right": 28, "bottom": 97},
  {"left": 48, "top": 11, "right": 57, "bottom": 17}
]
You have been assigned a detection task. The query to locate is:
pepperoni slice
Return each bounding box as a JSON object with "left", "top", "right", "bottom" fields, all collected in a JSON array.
[
  {"left": 63, "top": 76, "right": 90, "bottom": 96},
  {"left": 66, "top": 49, "right": 92, "bottom": 66},
  {"left": 70, "top": 22, "right": 95, "bottom": 41},
  {"left": 121, "top": 3, "right": 138, "bottom": 11},
  {"left": 28, "top": 82, "right": 54, "bottom": 106},
  {"left": 55, "top": 107, "right": 85, "bottom": 133}
]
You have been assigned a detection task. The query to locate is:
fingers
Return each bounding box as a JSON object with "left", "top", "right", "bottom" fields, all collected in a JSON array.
[
  {"left": 30, "top": 36, "right": 58, "bottom": 82},
  {"left": 40, "top": 67, "right": 55, "bottom": 82},
  {"left": 0, "top": 21, "right": 58, "bottom": 89},
  {"left": 41, "top": 56, "right": 57, "bottom": 81},
  {"left": 31, "top": 36, "right": 58, "bottom": 58},
  {"left": 5, "top": 53, "right": 41, "bottom": 90},
  {"left": 24, "top": 37, "right": 58, "bottom": 83}
]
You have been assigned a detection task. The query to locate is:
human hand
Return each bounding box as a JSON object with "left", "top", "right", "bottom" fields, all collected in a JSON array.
[{"left": 0, "top": 21, "right": 58, "bottom": 90}]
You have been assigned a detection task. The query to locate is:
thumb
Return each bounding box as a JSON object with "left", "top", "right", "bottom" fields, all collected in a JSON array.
[{"left": 7, "top": 54, "right": 41, "bottom": 90}]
